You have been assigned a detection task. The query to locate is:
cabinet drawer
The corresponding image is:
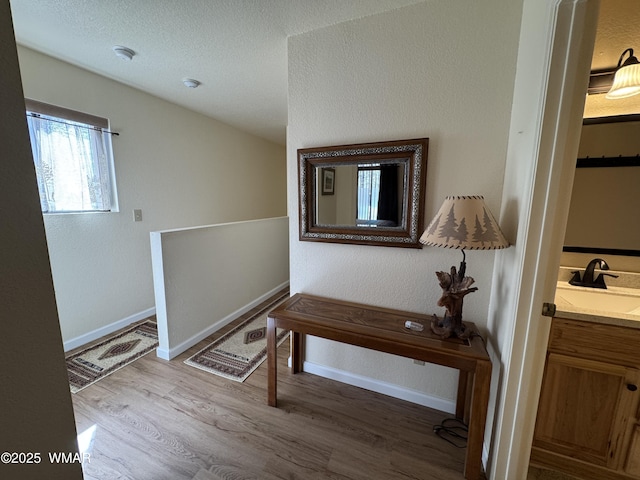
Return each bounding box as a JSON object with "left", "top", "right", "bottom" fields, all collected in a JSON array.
[{"left": 549, "top": 318, "right": 640, "bottom": 367}]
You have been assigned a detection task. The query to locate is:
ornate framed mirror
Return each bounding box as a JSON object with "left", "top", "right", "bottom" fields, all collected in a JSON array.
[{"left": 298, "top": 138, "right": 428, "bottom": 248}]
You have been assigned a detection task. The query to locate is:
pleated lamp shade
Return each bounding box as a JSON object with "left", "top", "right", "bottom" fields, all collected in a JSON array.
[
  {"left": 420, "top": 195, "right": 509, "bottom": 250},
  {"left": 606, "top": 48, "right": 640, "bottom": 100},
  {"left": 606, "top": 62, "right": 640, "bottom": 99}
]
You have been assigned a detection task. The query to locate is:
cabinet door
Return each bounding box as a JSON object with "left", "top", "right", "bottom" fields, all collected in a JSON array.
[
  {"left": 533, "top": 353, "right": 640, "bottom": 469},
  {"left": 626, "top": 424, "right": 640, "bottom": 476}
]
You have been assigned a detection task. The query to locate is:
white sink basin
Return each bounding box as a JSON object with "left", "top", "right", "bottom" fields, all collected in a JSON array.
[{"left": 555, "top": 285, "right": 640, "bottom": 316}]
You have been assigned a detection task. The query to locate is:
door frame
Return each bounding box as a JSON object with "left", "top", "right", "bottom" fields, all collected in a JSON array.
[{"left": 488, "top": 1, "right": 600, "bottom": 478}]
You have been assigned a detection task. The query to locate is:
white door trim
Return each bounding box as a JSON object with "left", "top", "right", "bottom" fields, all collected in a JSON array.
[{"left": 488, "top": 1, "right": 600, "bottom": 478}]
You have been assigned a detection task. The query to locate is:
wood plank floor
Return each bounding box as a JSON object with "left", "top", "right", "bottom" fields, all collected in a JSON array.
[{"left": 71, "top": 314, "right": 483, "bottom": 480}]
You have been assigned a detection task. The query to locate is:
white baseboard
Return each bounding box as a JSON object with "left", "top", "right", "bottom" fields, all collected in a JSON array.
[
  {"left": 156, "top": 281, "right": 290, "bottom": 360},
  {"left": 63, "top": 307, "right": 156, "bottom": 352},
  {"left": 302, "top": 361, "right": 456, "bottom": 414}
]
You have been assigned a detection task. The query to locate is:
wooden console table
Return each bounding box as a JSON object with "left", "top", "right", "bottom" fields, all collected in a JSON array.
[{"left": 266, "top": 293, "right": 492, "bottom": 480}]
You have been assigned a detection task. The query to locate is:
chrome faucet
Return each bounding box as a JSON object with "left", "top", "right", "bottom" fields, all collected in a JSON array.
[{"left": 569, "top": 258, "right": 618, "bottom": 289}]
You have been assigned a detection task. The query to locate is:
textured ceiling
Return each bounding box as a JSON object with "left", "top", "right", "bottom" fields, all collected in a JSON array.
[
  {"left": 8, "top": 0, "right": 424, "bottom": 145},
  {"left": 8, "top": 1, "right": 640, "bottom": 145}
]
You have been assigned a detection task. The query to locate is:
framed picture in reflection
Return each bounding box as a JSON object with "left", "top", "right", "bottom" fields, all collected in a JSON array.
[{"left": 321, "top": 168, "right": 335, "bottom": 195}]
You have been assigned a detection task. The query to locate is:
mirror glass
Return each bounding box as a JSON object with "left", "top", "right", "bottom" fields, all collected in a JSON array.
[
  {"left": 298, "top": 138, "right": 428, "bottom": 248},
  {"left": 564, "top": 116, "right": 640, "bottom": 256},
  {"left": 314, "top": 162, "right": 407, "bottom": 227}
]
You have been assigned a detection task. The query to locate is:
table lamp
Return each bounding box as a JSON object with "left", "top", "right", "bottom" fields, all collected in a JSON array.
[{"left": 420, "top": 195, "right": 509, "bottom": 339}]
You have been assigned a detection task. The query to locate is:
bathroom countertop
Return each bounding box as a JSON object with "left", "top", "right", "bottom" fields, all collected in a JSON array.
[{"left": 554, "top": 303, "right": 640, "bottom": 330}]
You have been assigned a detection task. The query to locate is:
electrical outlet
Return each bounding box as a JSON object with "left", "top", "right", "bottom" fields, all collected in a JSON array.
[
  {"left": 133, "top": 209, "right": 143, "bottom": 222},
  {"left": 413, "top": 359, "right": 425, "bottom": 366}
]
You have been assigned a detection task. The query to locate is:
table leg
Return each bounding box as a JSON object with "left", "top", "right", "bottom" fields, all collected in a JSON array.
[
  {"left": 464, "top": 360, "right": 492, "bottom": 480},
  {"left": 456, "top": 370, "right": 473, "bottom": 424},
  {"left": 291, "top": 331, "right": 303, "bottom": 373},
  {"left": 267, "top": 316, "right": 277, "bottom": 407}
]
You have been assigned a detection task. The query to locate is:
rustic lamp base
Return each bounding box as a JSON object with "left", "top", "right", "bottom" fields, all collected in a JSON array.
[
  {"left": 431, "top": 314, "right": 471, "bottom": 340},
  {"left": 431, "top": 258, "right": 477, "bottom": 340}
]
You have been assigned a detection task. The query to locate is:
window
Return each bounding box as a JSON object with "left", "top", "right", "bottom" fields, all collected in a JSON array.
[
  {"left": 356, "top": 163, "right": 403, "bottom": 227},
  {"left": 357, "top": 165, "right": 381, "bottom": 224},
  {"left": 25, "top": 99, "right": 118, "bottom": 213}
]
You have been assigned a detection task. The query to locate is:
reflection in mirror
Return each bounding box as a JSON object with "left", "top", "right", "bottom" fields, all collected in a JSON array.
[
  {"left": 315, "top": 162, "right": 407, "bottom": 228},
  {"left": 298, "top": 138, "right": 428, "bottom": 248},
  {"left": 564, "top": 116, "right": 640, "bottom": 257}
]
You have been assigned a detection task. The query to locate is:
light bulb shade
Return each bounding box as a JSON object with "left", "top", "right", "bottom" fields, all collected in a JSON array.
[
  {"left": 606, "top": 63, "right": 640, "bottom": 99},
  {"left": 420, "top": 195, "right": 509, "bottom": 250}
]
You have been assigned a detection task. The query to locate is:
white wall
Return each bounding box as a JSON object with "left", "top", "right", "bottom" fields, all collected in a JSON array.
[
  {"left": 585, "top": 87, "right": 640, "bottom": 118},
  {"left": 287, "top": 0, "right": 522, "bottom": 408},
  {"left": 0, "top": 3, "right": 82, "bottom": 477},
  {"left": 151, "top": 217, "right": 289, "bottom": 359},
  {"left": 16, "top": 46, "right": 286, "bottom": 345}
]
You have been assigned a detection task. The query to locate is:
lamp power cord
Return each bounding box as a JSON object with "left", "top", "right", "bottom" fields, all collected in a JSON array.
[{"left": 433, "top": 417, "right": 468, "bottom": 448}]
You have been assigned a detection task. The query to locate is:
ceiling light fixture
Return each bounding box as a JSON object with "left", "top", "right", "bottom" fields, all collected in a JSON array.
[
  {"left": 587, "top": 48, "right": 640, "bottom": 99},
  {"left": 112, "top": 45, "right": 135, "bottom": 61},
  {"left": 182, "top": 78, "right": 201, "bottom": 88}
]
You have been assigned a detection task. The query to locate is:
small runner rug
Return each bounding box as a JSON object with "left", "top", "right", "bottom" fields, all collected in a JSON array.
[
  {"left": 66, "top": 320, "right": 158, "bottom": 393},
  {"left": 184, "top": 287, "right": 290, "bottom": 382}
]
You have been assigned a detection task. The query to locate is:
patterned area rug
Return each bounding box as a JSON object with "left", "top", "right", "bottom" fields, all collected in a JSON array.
[
  {"left": 184, "top": 288, "right": 290, "bottom": 382},
  {"left": 66, "top": 320, "right": 158, "bottom": 393}
]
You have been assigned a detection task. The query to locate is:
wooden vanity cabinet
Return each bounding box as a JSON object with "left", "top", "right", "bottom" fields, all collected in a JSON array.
[{"left": 531, "top": 318, "right": 640, "bottom": 480}]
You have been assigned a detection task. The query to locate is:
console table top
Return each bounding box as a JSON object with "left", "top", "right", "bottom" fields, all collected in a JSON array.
[{"left": 270, "top": 292, "right": 489, "bottom": 363}]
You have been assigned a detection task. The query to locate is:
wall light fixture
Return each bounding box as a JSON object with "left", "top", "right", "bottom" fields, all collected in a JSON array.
[
  {"left": 606, "top": 48, "right": 640, "bottom": 99},
  {"left": 588, "top": 48, "right": 640, "bottom": 99}
]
